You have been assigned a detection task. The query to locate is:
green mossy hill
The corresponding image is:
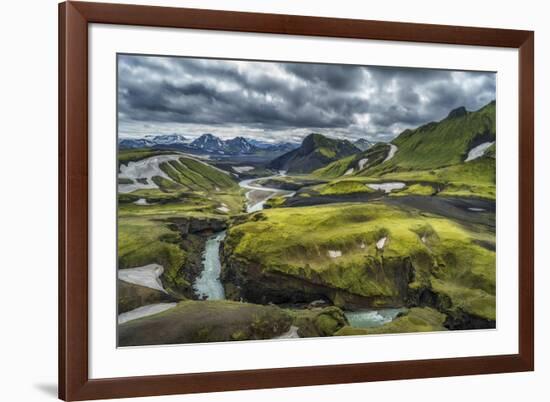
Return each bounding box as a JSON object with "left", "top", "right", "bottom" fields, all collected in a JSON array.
[
  {"left": 335, "top": 307, "right": 447, "bottom": 336},
  {"left": 158, "top": 157, "right": 238, "bottom": 192},
  {"left": 369, "top": 101, "right": 496, "bottom": 173},
  {"left": 223, "top": 202, "right": 495, "bottom": 322},
  {"left": 311, "top": 156, "right": 494, "bottom": 200},
  {"left": 257, "top": 176, "right": 325, "bottom": 191},
  {"left": 118, "top": 279, "right": 177, "bottom": 313},
  {"left": 119, "top": 188, "right": 243, "bottom": 217},
  {"left": 389, "top": 183, "right": 436, "bottom": 197},
  {"left": 118, "top": 214, "right": 229, "bottom": 298},
  {"left": 378, "top": 156, "right": 496, "bottom": 200},
  {"left": 118, "top": 217, "right": 189, "bottom": 297},
  {"left": 118, "top": 300, "right": 293, "bottom": 346},
  {"left": 264, "top": 196, "right": 287, "bottom": 209},
  {"left": 314, "top": 179, "right": 377, "bottom": 196},
  {"left": 118, "top": 148, "right": 173, "bottom": 166},
  {"left": 268, "top": 133, "right": 360, "bottom": 173},
  {"left": 312, "top": 143, "right": 390, "bottom": 179},
  {"left": 290, "top": 306, "right": 349, "bottom": 337}
]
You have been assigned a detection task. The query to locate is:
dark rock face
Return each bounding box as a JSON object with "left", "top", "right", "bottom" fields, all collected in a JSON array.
[
  {"left": 407, "top": 286, "right": 495, "bottom": 330},
  {"left": 447, "top": 106, "right": 468, "bottom": 119},
  {"left": 169, "top": 217, "right": 227, "bottom": 235},
  {"left": 407, "top": 287, "right": 452, "bottom": 312},
  {"left": 292, "top": 306, "right": 349, "bottom": 337},
  {"left": 164, "top": 216, "right": 228, "bottom": 299},
  {"left": 221, "top": 251, "right": 415, "bottom": 310},
  {"left": 444, "top": 309, "right": 496, "bottom": 330}
]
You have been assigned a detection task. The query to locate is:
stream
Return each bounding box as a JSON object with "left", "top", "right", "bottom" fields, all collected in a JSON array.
[
  {"left": 119, "top": 172, "right": 406, "bottom": 331},
  {"left": 191, "top": 174, "right": 291, "bottom": 300},
  {"left": 345, "top": 308, "right": 406, "bottom": 328},
  {"left": 191, "top": 173, "right": 406, "bottom": 332},
  {"left": 193, "top": 231, "right": 227, "bottom": 300}
]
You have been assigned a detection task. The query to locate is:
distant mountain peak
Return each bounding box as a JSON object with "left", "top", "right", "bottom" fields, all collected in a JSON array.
[
  {"left": 144, "top": 134, "right": 188, "bottom": 145},
  {"left": 268, "top": 133, "right": 359, "bottom": 173},
  {"left": 447, "top": 106, "right": 468, "bottom": 119},
  {"left": 354, "top": 138, "right": 375, "bottom": 151},
  {"left": 191, "top": 133, "right": 225, "bottom": 151}
]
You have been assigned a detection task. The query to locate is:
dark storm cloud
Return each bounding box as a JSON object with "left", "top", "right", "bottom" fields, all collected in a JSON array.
[
  {"left": 284, "top": 64, "right": 366, "bottom": 91},
  {"left": 118, "top": 54, "right": 495, "bottom": 142}
]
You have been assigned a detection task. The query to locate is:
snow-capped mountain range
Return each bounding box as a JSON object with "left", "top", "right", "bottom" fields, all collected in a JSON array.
[
  {"left": 119, "top": 133, "right": 297, "bottom": 156},
  {"left": 353, "top": 138, "right": 375, "bottom": 151}
]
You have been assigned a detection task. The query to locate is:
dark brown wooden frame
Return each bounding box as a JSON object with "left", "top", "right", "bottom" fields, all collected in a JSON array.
[{"left": 59, "top": 1, "right": 534, "bottom": 400}]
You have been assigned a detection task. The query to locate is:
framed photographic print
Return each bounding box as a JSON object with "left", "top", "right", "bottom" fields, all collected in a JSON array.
[{"left": 59, "top": 1, "right": 534, "bottom": 400}]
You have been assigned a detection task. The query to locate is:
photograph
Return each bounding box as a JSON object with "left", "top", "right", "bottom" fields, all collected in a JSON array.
[{"left": 116, "top": 54, "right": 497, "bottom": 347}]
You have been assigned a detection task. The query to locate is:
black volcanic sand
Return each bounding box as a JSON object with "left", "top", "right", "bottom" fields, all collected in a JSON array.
[
  {"left": 283, "top": 192, "right": 385, "bottom": 207},
  {"left": 384, "top": 195, "right": 495, "bottom": 230},
  {"left": 282, "top": 192, "right": 494, "bottom": 230}
]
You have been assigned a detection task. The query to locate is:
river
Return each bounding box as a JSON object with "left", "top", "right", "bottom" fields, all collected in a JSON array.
[
  {"left": 238, "top": 172, "right": 295, "bottom": 212},
  {"left": 345, "top": 308, "right": 406, "bottom": 328},
  {"left": 119, "top": 172, "right": 406, "bottom": 331},
  {"left": 191, "top": 174, "right": 291, "bottom": 300},
  {"left": 193, "top": 230, "right": 227, "bottom": 300}
]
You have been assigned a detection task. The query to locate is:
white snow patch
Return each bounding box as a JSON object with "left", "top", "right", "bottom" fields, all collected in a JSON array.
[
  {"left": 358, "top": 158, "right": 369, "bottom": 170},
  {"left": 367, "top": 182, "right": 406, "bottom": 193},
  {"left": 327, "top": 250, "right": 342, "bottom": 258},
  {"left": 359, "top": 242, "right": 366, "bottom": 249},
  {"left": 275, "top": 325, "right": 300, "bottom": 339},
  {"left": 468, "top": 207, "right": 486, "bottom": 212},
  {"left": 216, "top": 206, "right": 230, "bottom": 213},
  {"left": 134, "top": 198, "right": 150, "bottom": 205},
  {"left": 376, "top": 237, "right": 387, "bottom": 250},
  {"left": 233, "top": 166, "right": 255, "bottom": 173},
  {"left": 344, "top": 168, "right": 354, "bottom": 175},
  {"left": 118, "top": 303, "right": 177, "bottom": 325},
  {"left": 383, "top": 144, "right": 398, "bottom": 162},
  {"left": 118, "top": 264, "right": 166, "bottom": 293},
  {"left": 465, "top": 141, "right": 494, "bottom": 162},
  {"left": 118, "top": 154, "right": 182, "bottom": 193},
  {"left": 421, "top": 234, "right": 427, "bottom": 244}
]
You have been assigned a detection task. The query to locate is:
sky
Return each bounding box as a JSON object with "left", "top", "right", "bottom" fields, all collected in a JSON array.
[{"left": 118, "top": 54, "right": 496, "bottom": 143}]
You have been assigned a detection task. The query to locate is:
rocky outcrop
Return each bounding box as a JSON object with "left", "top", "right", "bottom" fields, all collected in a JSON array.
[
  {"left": 407, "top": 286, "right": 495, "bottom": 330},
  {"left": 163, "top": 216, "right": 228, "bottom": 299},
  {"left": 291, "top": 306, "right": 349, "bottom": 337},
  {"left": 118, "top": 300, "right": 292, "bottom": 346},
  {"left": 335, "top": 307, "right": 447, "bottom": 336},
  {"left": 169, "top": 217, "right": 227, "bottom": 235},
  {"left": 118, "top": 279, "right": 177, "bottom": 313},
  {"left": 221, "top": 251, "right": 415, "bottom": 310},
  {"left": 443, "top": 309, "right": 496, "bottom": 330}
]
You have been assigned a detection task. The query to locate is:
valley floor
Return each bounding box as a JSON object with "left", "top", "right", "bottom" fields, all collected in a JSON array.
[{"left": 116, "top": 149, "right": 496, "bottom": 347}]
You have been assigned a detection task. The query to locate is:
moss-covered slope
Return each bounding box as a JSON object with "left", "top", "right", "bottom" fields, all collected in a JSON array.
[
  {"left": 222, "top": 202, "right": 495, "bottom": 326},
  {"left": 378, "top": 101, "right": 495, "bottom": 172},
  {"left": 268, "top": 133, "right": 360, "bottom": 173},
  {"left": 118, "top": 300, "right": 293, "bottom": 346},
  {"left": 312, "top": 142, "right": 390, "bottom": 179}
]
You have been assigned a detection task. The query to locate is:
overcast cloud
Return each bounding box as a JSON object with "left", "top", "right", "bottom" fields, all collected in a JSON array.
[{"left": 118, "top": 54, "right": 495, "bottom": 143}]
